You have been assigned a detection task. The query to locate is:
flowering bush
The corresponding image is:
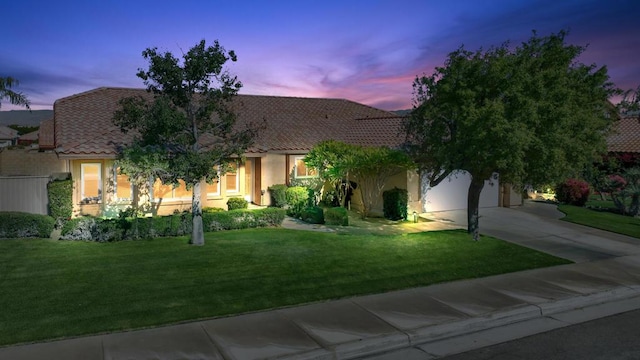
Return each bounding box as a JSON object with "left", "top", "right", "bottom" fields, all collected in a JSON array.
[
  {"left": 554, "top": 178, "right": 590, "bottom": 207},
  {"left": 606, "top": 174, "right": 627, "bottom": 192}
]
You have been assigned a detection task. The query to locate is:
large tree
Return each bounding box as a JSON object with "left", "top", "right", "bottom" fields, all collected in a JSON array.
[
  {"left": 404, "top": 31, "right": 617, "bottom": 240},
  {"left": 0, "top": 77, "right": 30, "bottom": 109},
  {"left": 113, "top": 39, "right": 258, "bottom": 245}
]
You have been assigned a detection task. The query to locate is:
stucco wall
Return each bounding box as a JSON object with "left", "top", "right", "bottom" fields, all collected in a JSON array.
[
  {"left": 261, "top": 154, "right": 287, "bottom": 206},
  {"left": 421, "top": 171, "right": 499, "bottom": 212}
]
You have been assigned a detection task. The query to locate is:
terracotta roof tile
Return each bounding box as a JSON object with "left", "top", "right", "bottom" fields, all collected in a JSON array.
[
  {"left": 52, "top": 87, "right": 403, "bottom": 157},
  {"left": 608, "top": 115, "right": 640, "bottom": 153},
  {"left": 37, "top": 118, "right": 55, "bottom": 149}
]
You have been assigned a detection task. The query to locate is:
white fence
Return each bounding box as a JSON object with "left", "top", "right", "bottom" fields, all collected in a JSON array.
[{"left": 0, "top": 176, "right": 49, "bottom": 215}]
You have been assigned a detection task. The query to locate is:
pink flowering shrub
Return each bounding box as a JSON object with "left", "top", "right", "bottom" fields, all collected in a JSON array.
[
  {"left": 606, "top": 174, "right": 627, "bottom": 192},
  {"left": 554, "top": 178, "right": 591, "bottom": 207}
]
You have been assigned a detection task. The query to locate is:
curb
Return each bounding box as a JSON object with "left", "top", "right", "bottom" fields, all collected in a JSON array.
[{"left": 305, "top": 286, "right": 640, "bottom": 360}]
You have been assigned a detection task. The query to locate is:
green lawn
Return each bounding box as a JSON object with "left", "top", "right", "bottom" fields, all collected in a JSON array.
[
  {"left": 559, "top": 204, "right": 640, "bottom": 238},
  {"left": 0, "top": 228, "right": 569, "bottom": 346}
]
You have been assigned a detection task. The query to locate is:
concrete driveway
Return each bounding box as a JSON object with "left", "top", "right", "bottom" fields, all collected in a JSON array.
[{"left": 423, "top": 200, "right": 640, "bottom": 263}]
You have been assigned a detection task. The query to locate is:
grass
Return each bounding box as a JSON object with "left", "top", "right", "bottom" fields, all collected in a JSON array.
[
  {"left": 559, "top": 204, "right": 640, "bottom": 238},
  {"left": 0, "top": 228, "right": 570, "bottom": 346}
]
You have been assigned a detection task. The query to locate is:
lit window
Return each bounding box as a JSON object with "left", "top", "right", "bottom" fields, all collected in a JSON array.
[
  {"left": 152, "top": 179, "right": 192, "bottom": 200},
  {"left": 206, "top": 166, "right": 221, "bottom": 196},
  {"left": 173, "top": 180, "right": 192, "bottom": 199},
  {"left": 295, "top": 156, "right": 316, "bottom": 178},
  {"left": 226, "top": 162, "right": 239, "bottom": 193},
  {"left": 114, "top": 167, "right": 132, "bottom": 200},
  {"left": 81, "top": 163, "right": 102, "bottom": 203}
]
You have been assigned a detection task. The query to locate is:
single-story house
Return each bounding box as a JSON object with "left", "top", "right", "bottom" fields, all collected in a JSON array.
[
  {"left": 35, "top": 87, "right": 515, "bottom": 218},
  {"left": 17, "top": 129, "right": 39, "bottom": 146},
  {"left": 0, "top": 125, "right": 19, "bottom": 148}
]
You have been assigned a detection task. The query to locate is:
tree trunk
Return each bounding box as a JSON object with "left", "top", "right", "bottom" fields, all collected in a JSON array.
[
  {"left": 467, "top": 175, "right": 485, "bottom": 241},
  {"left": 190, "top": 181, "right": 205, "bottom": 246}
]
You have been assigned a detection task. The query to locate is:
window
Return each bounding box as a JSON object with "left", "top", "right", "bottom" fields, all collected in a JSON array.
[
  {"left": 81, "top": 163, "right": 102, "bottom": 203},
  {"left": 294, "top": 156, "right": 317, "bottom": 178},
  {"left": 114, "top": 167, "right": 133, "bottom": 200},
  {"left": 206, "top": 166, "right": 221, "bottom": 196},
  {"left": 226, "top": 161, "right": 239, "bottom": 193},
  {"left": 152, "top": 179, "right": 192, "bottom": 200}
]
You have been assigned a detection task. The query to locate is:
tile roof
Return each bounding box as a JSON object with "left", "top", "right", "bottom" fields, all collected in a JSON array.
[
  {"left": 607, "top": 114, "right": 640, "bottom": 153},
  {"left": 0, "top": 125, "right": 19, "bottom": 139},
  {"left": 52, "top": 87, "right": 403, "bottom": 157},
  {"left": 38, "top": 118, "right": 55, "bottom": 149}
]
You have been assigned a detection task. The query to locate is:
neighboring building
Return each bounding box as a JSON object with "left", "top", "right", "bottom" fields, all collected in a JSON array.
[
  {"left": 607, "top": 112, "right": 640, "bottom": 166},
  {"left": 0, "top": 125, "right": 19, "bottom": 148},
  {"left": 18, "top": 129, "right": 39, "bottom": 146}
]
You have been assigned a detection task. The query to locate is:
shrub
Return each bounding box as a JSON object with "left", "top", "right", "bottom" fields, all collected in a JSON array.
[
  {"left": 383, "top": 187, "right": 408, "bottom": 220},
  {"left": 321, "top": 189, "right": 340, "bottom": 207},
  {"left": 47, "top": 179, "right": 73, "bottom": 226},
  {"left": 325, "top": 207, "right": 348, "bottom": 226},
  {"left": 255, "top": 207, "right": 286, "bottom": 226},
  {"left": 0, "top": 212, "right": 55, "bottom": 238},
  {"left": 203, "top": 208, "right": 286, "bottom": 231},
  {"left": 202, "top": 207, "right": 225, "bottom": 213},
  {"left": 301, "top": 206, "right": 324, "bottom": 224},
  {"left": 227, "top": 197, "right": 248, "bottom": 211},
  {"left": 554, "top": 178, "right": 590, "bottom": 207},
  {"left": 268, "top": 184, "right": 288, "bottom": 208},
  {"left": 60, "top": 216, "right": 97, "bottom": 241},
  {"left": 285, "top": 186, "right": 309, "bottom": 217},
  {"left": 58, "top": 208, "right": 287, "bottom": 241}
]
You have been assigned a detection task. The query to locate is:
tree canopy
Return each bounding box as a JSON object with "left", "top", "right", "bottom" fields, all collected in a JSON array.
[
  {"left": 304, "top": 140, "right": 413, "bottom": 218},
  {"left": 0, "top": 77, "right": 30, "bottom": 109},
  {"left": 404, "top": 30, "right": 618, "bottom": 240},
  {"left": 113, "top": 39, "right": 258, "bottom": 245}
]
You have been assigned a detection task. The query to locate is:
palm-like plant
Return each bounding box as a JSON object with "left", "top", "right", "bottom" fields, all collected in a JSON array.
[
  {"left": 612, "top": 168, "right": 640, "bottom": 216},
  {"left": 0, "top": 77, "right": 30, "bottom": 109}
]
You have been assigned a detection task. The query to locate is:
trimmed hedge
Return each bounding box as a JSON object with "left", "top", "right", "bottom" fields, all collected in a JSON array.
[
  {"left": 268, "top": 184, "right": 288, "bottom": 208},
  {"left": 47, "top": 179, "right": 73, "bottom": 224},
  {"left": 0, "top": 212, "right": 55, "bottom": 238},
  {"left": 383, "top": 187, "right": 408, "bottom": 220},
  {"left": 285, "top": 186, "right": 309, "bottom": 217},
  {"left": 227, "top": 197, "right": 248, "bottom": 210},
  {"left": 301, "top": 206, "right": 324, "bottom": 224},
  {"left": 325, "top": 207, "right": 349, "bottom": 226},
  {"left": 60, "top": 208, "right": 286, "bottom": 242}
]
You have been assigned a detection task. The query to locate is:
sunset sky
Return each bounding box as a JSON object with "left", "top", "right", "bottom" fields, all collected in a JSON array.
[{"left": 2, "top": 0, "right": 639, "bottom": 111}]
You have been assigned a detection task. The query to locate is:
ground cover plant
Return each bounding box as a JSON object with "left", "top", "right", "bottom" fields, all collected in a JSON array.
[
  {"left": 558, "top": 204, "right": 640, "bottom": 238},
  {"left": 0, "top": 228, "right": 569, "bottom": 346}
]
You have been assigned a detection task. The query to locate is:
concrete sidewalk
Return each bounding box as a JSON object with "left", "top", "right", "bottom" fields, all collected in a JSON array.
[{"left": 2, "top": 202, "right": 640, "bottom": 360}]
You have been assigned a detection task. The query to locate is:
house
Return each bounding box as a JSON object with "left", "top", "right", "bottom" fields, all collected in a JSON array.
[
  {"left": 0, "top": 125, "right": 19, "bottom": 148},
  {"left": 607, "top": 112, "right": 640, "bottom": 166},
  {"left": 35, "top": 87, "right": 510, "bottom": 218},
  {"left": 17, "top": 129, "right": 39, "bottom": 146}
]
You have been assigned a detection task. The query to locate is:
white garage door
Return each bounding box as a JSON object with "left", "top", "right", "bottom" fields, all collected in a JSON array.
[{"left": 421, "top": 171, "right": 499, "bottom": 212}]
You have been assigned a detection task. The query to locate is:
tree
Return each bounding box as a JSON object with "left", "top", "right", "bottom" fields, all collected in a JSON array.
[
  {"left": 0, "top": 77, "right": 30, "bottom": 109},
  {"left": 304, "top": 140, "right": 414, "bottom": 218},
  {"left": 350, "top": 146, "right": 414, "bottom": 218},
  {"left": 404, "top": 31, "right": 617, "bottom": 240},
  {"left": 113, "top": 39, "right": 258, "bottom": 245},
  {"left": 619, "top": 85, "right": 639, "bottom": 115},
  {"left": 304, "top": 140, "right": 357, "bottom": 207}
]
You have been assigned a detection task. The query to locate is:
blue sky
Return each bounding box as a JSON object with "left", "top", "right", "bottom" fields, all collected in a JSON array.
[{"left": 2, "top": 0, "right": 639, "bottom": 110}]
